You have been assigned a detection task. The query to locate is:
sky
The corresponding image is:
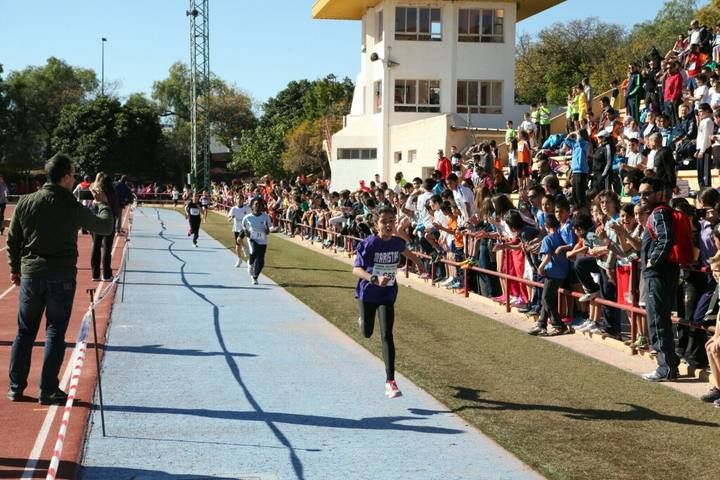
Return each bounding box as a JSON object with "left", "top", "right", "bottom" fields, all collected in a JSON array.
[{"left": 0, "top": 0, "right": 711, "bottom": 107}]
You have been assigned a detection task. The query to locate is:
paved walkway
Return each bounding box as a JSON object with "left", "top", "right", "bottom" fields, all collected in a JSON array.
[{"left": 79, "top": 207, "right": 541, "bottom": 480}]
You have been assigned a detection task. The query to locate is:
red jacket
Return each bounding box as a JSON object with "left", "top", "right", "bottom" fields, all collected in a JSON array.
[
  {"left": 436, "top": 157, "right": 451, "bottom": 180},
  {"left": 664, "top": 71, "right": 682, "bottom": 102}
]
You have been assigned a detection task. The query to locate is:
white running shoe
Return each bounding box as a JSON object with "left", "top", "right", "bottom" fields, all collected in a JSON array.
[
  {"left": 235, "top": 258, "right": 241, "bottom": 267},
  {"left": 577, "top": 319, "right": 594, "bottom": 332},
  {"left": 252, "top": 277, "right": 258, "bottom": 285},
  {"left": 385, "top": 380, "right": 402, "bottom": 398},
  {"left": 193, "top": 243, "right": 198, "bottom": 248}
]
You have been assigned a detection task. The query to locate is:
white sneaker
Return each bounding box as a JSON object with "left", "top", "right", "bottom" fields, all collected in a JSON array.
[
  {"left": 235, "top": 258, "right": 241, "bottom": 267},
  {"left": 588, "top": 323, "right": 605, "bottom": 334},
  {"left": 440, "top": 278, "right": 454, "bottom": 287},
  {"left": 577, "top": 319, "right": 594, "bottom": 331},
  {"left": 252, "top": 277, "right": 258, "bottom": 285},
  {"left": 385, "top": 380, "right": 402, "bottom": 398},
  {"left": 193, "top": 243, "right": 198, "bottom": 248}
]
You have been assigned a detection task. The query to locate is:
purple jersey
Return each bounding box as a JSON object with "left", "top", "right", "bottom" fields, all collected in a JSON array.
[{"left": 354, "top": 235, "right": 406, "bottom": 304}]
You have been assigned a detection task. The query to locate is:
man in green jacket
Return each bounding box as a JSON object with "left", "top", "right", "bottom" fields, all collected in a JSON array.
[{"left": 7, "top": 153, "right": 113, "bottom": 405}]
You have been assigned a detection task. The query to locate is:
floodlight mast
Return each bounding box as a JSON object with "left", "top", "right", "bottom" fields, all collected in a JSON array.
[{"left": 187, "top": 0, "right": 210, "bottom": 192}]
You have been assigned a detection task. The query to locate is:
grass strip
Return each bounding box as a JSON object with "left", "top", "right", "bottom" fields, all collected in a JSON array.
[{"left": 197, "top": 209, "right": 719, "bottom": 480}]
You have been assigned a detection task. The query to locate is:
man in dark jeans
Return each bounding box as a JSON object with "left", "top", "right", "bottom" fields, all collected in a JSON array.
[
  {"left": 7, "top": 154, "right": 113, "bottom": 404},
  {"left": 639, "top": 177, "right": 680, "bottom": 382}
]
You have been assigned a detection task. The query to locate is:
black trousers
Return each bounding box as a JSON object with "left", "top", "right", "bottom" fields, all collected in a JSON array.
[
  {"left": 189, "top": 217, "right": 201, "bottom": 244},
  {"left": 359, "top": 300, "right": 396, "bottom": 381},
  {"left": 537, "top": 277, "right": 563, "bottom": 328},
  {"left": 91, "top": 231, "right": 115, "bottom": 279},
  {"left": 644, "top": 269, "right": 680, "bottom": 377},
  {"left": 248, "top": 240, "right": 267, "bottom": 279},
  {"left": 697, "top": 149, "right": 711, "bottom": 188},
  {"left": 571, "top": 172, "right": 588, "bottom": 208}
]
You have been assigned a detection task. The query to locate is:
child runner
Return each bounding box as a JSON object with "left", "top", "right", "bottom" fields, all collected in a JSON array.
[
  {"left": 352, "top": 206, "right": 425, "bottom": 398},
  {"left": 185, "top": 192, "right": 202, "bottom": 248},
  {"left": 200, "top": 190, "right": 210, "bottom": 222},
  {"left": 228, "top": 194, "right": 250, "bottom": 267},
  {"left": 171, "top": 186, "right": 180, "bottom": 208},
  {"left": 243, "top": 198, "right": 271, "bottom": 285}
]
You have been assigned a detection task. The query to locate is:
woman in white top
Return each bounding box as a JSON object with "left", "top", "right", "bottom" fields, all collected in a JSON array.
[{"left": 227, "top": 195, "right": 250, "bottom": 267}]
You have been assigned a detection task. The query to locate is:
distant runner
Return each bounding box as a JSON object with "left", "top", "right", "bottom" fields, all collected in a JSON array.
[
  {"left": 185, "top": 192, "right": 202, "bottom": 248},
  {"left": 200, "top": 190, "right": 210, "bottom": 222},
  {"left": 352, "top": 206, "right": 424, "bottom": 398},
  {"left": 243, "top": 198, "right": 271, "bottom": 285},
  {"left": 228, "top": 194, "right": 250, "bottom": 267}
]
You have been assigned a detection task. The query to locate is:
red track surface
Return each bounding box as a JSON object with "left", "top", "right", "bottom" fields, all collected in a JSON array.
[{"left": 0, "top": 205, "right": 129, "bottom": 479}]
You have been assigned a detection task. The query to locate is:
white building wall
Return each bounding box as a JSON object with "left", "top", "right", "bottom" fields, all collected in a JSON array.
[{"left": 331, "top": 0, "right": 529, "bottom": 189}]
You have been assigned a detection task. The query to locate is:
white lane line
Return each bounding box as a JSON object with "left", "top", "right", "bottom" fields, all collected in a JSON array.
[
  {"left": 20, "top": 208, "right": 131, "bottom": 478},
  {"left": 0, "top": 284, "right": 16, "bottom": 299}
]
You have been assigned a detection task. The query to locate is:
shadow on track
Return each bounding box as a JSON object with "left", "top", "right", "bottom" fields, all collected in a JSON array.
[{"left": 152, "top": 208, "right": 307, "bottom": 480}]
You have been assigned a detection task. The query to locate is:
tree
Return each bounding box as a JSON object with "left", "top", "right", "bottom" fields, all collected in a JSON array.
[
  {"left": 282, "top": 119, "right": 329, "bottom": 177},
  {"left": 302, "top": 75, "right": 354, "bottom": 121},
  {"left": 515, "top": 18, "right": 627, "bottom": 104},
  {"left": 625, "top": 0, "right": 697, "bottom": 66},
  {"left": 514, "top": 1, "right": 698, "bottom": 106},
  {"left": 230, "top": 124, "right": 286, "bottom": 178},
  {"left": 210, "top": 82, "right": 256, "bottom": 151},
  {"left": 696, "top": 0, "right": 720, "bottom": 25},
  {"left": 115, "top": 93, "right": 163, "bottom": 178},
  {"left": 151, "top": 62, "right": 192, "bottom": 123},
  {"left": 51, "top": 94, "right": 164, "bottom": 178},
  {"left": 52, "top": 96, "right": 123, "bottom": 175},
  {"left": 260, "top": 79, "right": 313, "bottom": 130},
  {"left": 5, "top": 57, "right": 97, "bottom": 161}
]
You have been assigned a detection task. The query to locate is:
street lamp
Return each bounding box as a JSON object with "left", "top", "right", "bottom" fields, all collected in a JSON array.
[{"left": 101, "top": 37, "right": 107, "bottom": 96}]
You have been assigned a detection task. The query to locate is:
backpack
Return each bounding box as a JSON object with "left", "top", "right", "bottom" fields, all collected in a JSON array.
[{"left": 646, "top": 205, "right": 695, "bottom": 264}]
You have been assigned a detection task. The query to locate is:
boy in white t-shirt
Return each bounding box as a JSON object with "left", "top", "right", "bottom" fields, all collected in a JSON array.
[
  {"left": 242, "top": 198, "right": 272, "bottom": 285},
  {"left": 228, "top": 195, "right": 250, "bottom": 267}
]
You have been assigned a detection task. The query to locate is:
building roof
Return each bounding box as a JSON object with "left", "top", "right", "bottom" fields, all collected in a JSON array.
[{"left": 312, "top": 0, "right": 564, "bottom": 21}]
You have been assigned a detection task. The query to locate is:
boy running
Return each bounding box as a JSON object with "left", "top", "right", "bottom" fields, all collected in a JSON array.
[
  {"left": 185, "top": 192, "right": 202, "bottom": 248},
  {"left": 228, "top": 195, "right": 250, "bottom": 267},
  {"left": 352, "top": 206, "right": 425, "bottom": 398},
  {"left": 243, "top": 198, "right": 271, "bottom": 285}
]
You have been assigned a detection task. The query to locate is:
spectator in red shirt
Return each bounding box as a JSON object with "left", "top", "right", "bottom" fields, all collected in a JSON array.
[
  {"left": 358, "top": 180, "right": 371, "bottom": 193},
  {"left": 436, "top": 149, "right": 451, "bottom": 181},
  {"left": 663, "top": 61, "right": 683, "bottom": 125}
]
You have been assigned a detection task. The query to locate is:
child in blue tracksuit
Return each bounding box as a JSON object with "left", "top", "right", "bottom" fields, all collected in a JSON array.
[{"left": 528, "top": 214, "right": 570, "bottom": 336}]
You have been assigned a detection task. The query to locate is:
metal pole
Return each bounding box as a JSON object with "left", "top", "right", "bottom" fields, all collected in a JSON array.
[
  {"left": 87, "top": 289, "right": 106, "bottom": 437},
  {"left": 101, "top": 37, "right": 107, "bottom": 96}
]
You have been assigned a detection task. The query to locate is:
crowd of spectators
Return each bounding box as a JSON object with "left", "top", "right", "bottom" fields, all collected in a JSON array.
[{"left": 229, "top": 18, "right": 720, "bottom": 405}]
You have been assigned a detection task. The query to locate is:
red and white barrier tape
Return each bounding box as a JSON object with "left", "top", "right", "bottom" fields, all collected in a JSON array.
[
  {"left": 45, "top": 310, "right": 90, "bottom": 480},
  {"left": 44, "top": 219, "right": 132, "bottom": 480}
]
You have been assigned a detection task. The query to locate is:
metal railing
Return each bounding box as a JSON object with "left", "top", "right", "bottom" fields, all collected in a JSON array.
[{"left": 277, "top": 219, "right": 714, "bottom": 355}]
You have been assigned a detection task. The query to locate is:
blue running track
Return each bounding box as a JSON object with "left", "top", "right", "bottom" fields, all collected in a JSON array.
[{"left": 79, "top": 208, "right": 542, "bottom": 480}]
